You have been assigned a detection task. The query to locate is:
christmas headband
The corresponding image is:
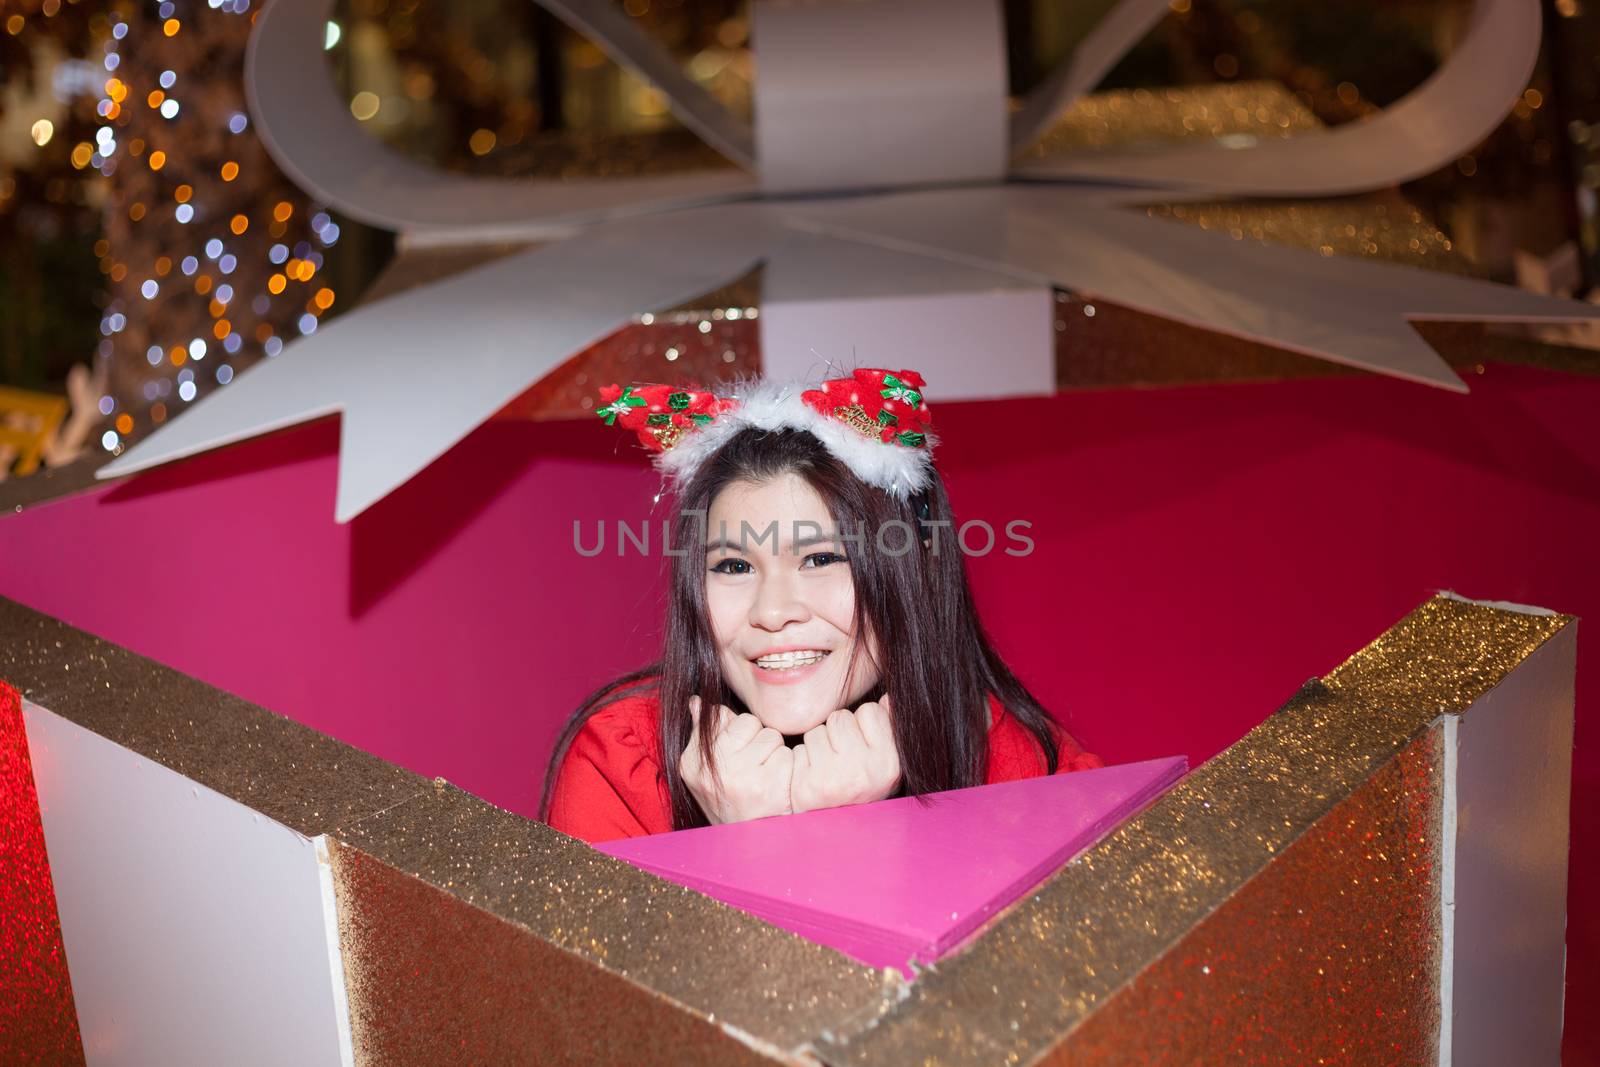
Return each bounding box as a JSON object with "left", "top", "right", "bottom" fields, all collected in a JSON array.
[{"left": 595, "top": 368, "right": 937, "bottom": 500}]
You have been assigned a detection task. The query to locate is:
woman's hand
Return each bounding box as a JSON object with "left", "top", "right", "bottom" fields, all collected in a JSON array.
[
  {"left": 790, "top": 696, "right": 901, "bottom": 815},
  {"left": 679, "top": 696, "right": 794, "bottom": 825}
]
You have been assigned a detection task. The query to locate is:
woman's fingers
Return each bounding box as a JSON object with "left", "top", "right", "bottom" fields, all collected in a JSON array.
[
  {"left": 858, "top": 701, "right": 902, "bottom": 790},
  {"left": 686, "top": 697, "right": 729, "bottom": 745},
  {"left": 763, "top": 744, "right": 795, "bottom": 777},
  {"left": 717, "top": 708, "right": 761, "bottom": 752},
  {"left": 825, "top": 708, "right": 867, "bottom": 755},
  {"left": 745, "top": 726, "right": 785, "bottom": 764},
  {"left": 855, "top": 700, "right": 893, "bottom": 750},
  {"left": 680, "top": 696, "right": 705, "bottom": 777},
  {"left": 803, "top": 720, "right": 836, "bottom": 758},
  {"left": 681, "top": 701, "right": 798, "bottom": 823}
]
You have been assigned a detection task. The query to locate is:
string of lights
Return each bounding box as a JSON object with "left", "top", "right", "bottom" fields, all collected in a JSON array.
[{"left": 90, "top": 0, "right": 339, "bottom": 454}]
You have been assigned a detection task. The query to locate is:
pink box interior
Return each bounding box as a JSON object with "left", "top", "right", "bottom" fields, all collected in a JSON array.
[{"left": 2, "top": 368, "right": 1597, "bottom": 1051}]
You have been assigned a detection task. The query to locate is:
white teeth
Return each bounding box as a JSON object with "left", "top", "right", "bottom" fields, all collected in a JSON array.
[{"left": 755, "top": 650, "right": 828, "bottom": 669}]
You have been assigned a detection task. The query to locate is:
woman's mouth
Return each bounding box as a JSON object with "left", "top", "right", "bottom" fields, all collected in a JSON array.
[
  {"left": 750, "top": 649, "right": 831, "bottom": 685},
  {"left": 753, "top": 649, "right": 830, "bottom": 671}
]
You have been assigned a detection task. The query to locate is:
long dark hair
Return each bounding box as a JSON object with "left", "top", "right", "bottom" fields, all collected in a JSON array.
[{"left": 539, "top": 426, "right": 1066, "bottom": 831}]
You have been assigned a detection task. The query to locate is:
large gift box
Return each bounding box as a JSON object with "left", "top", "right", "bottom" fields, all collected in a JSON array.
[{"left": 1, "top": 593, "right": 1575, "bottom": 1064}]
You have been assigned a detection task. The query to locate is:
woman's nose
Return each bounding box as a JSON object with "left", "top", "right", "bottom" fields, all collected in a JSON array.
[{"left": 749, "top": 571, "right": 810, "bottom": 631}]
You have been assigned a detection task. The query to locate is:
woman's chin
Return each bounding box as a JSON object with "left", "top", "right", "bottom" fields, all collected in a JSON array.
[
  {"left": 729, "top": 658, "right": 876, "bottom": 735},
  {"left": 748, "top": 698, "right": 830, "bottom": 737},
  {"left": 739, "top": 678, "right": 838, "bottom": 736}
]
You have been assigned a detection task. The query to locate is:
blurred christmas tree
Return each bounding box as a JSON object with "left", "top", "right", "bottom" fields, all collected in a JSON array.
[
  {"left": 95, "top": 0, "right": 340, "bottom": 452},
  {"left": 2, "top": 0, "right": 353, "bottom": 458}
]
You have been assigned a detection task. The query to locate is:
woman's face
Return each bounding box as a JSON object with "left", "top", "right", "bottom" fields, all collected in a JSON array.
[{"left": 703, "top": 472, "right": 881, "bottom": 736}]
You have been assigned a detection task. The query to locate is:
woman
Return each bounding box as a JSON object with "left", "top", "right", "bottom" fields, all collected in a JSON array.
[{"left": 541, "top": 367, "right": 1101, "bottom": 843}]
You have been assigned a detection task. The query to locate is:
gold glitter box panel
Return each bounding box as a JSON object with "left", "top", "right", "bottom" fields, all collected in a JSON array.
[{"left": 0, "top": 593, "right": 1575, "bottom": 1065}]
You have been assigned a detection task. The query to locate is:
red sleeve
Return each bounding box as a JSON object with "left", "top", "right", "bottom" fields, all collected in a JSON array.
[
  {"left": 545, "top": 696, "right": 674, "bottom": 844},
  {"left": 985, "top": 696, "right": 1103, "bottom": 784},
  {"left": 1048, "top": 719, "right": 1105, "bottom": 774}
]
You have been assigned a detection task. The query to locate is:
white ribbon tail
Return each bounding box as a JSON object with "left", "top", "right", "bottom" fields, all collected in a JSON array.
[
  {"left": 99, "top": 206, "right": 785, "bottom": 521},
  {"left": 539, "top": 0, "right": 754, "bottom": 169},
  {"left": 1010, "top": 0, "right": 1176, "bottom": 156},
  {"left": 244, "top": 0, "right": 756, "bottom": 243},
  {"left": 1011, "top": 0, "right": 1541, "bottom": 199},
  {"left": 780, "top": 186, "right": 1600, "bottom": 393}
]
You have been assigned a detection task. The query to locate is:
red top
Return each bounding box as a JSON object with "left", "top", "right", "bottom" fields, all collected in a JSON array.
[{"left": 546, "top": 689, "right": 1104, "bottom": 843}]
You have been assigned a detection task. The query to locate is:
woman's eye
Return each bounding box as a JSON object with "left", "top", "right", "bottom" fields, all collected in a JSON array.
[
  {"left": 802, "top": 552, "right": 846, "bottom": 569},
  {"left": 710, "top": 558, "right": 751, "bottom": 575}
]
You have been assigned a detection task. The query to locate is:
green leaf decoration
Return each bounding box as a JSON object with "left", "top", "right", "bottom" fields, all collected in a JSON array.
[
  {"left": 876, "top": 409, "right": 899, "bottom": 427},
  {"left": 668, "top": 391, "right": 692, "bottom": 411},
  {"left": 880, "top": 374, "right": 923, "bottom": 408},
  {"left": 646, "top": 412, "right": 672, "bottom": 426},
  {"left": 689, "top": 413, "right": 715, "bottom": 425},
  {"left": 895, "top": 431, "right": 926, "bottom": 447},
  {"left": 596, "top": 385, "right": 648, "bottom": 425}
]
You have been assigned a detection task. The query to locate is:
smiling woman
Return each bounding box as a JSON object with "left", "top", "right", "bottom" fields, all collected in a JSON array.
[
  {"left": 540, "top": 369, "right": 1102, "bottom": 843},
  {"left": 704, "top": 474, "right": 881, "bottom": 736}
]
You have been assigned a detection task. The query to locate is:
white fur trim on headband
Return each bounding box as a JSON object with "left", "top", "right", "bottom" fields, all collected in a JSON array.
[{"left": 653, "top": 374, "right": 937, "bottom": 499}]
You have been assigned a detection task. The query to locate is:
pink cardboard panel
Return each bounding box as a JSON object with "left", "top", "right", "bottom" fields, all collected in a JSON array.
[{"left": 599, "top": 757, "right": 1186, "bottom": 971}]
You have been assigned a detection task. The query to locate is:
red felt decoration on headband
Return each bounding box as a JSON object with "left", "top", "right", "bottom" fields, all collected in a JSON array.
[
  {"left": 595, "top": 368, "right": 934, "bottom": 457},
  {"left": 595, "top": 383, "right": 735, "bottom": 453},
  {"left": 800, "top": 368, "right": 932, "bottom": 448}
]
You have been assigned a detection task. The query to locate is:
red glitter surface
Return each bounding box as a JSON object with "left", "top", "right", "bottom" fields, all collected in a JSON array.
[
  {"left": 0, "top": 682, "right": 85, "bottom": 1065},
  {"left": 494, "top": 318, "right": 760, "bottom": 423},
  {"left": 1054, "top": 726, "right": 1444, "bottom": 1065}
]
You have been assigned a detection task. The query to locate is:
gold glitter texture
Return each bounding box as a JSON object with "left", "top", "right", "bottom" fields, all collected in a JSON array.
[
  {"left": 1039, "top": 84, "right": 1483, "bottom": 390},
  {"left": 481, "top": 127, "right": 738, "bottom": 182},
  {"left": 1055, "top": 727, "right": 1443, "bottom": 1065},
  {"left": 329, "top": 783, "right": 886, "bottom": 1063},
  {"left": 0, "top": 598, "right": 885, "bottom": 1063},
  {"left": 1037, "top": 87, "right": 1596, "bottom": 386},
  {"left": 494, "top": 265, "right": 763, "bottom": 423},
  {"left": 1322, "top": 596, "right": 1569, "bottom": 709},
  {"left": 1022, "top": 82, "right": 1322, "bottom": 160},
  {"left": 331, "top": 840, "right": 793, "bottom": 1066},
  {"left": 1049, "top": 296, "right": 1574, "bottom": 391},
  {"left": 1026, "top": 83, "right": 1458, "bottom": 273},
  {"left": 1143, "top": 197, "right": 1466, "bottom": 274},
  {"left": 0, "top": 597, "right": 432, "bottom": 837},
  {"left": 650, "top": 423, "right": 686, "bottom": 450},
  {"left": 1, "top": 585, "right": 1572, "bottom": 1063},
  {"left": 832, "top": 404, "right": 879, "bottom": 440},
  {"left": 817, "top": 596, "right": 1570, "bottom": 1066}
]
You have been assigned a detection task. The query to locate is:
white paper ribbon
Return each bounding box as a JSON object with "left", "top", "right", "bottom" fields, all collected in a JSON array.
[
  {"left": 104, "top": 0, "right": 1600, "bottom": 522},
  {"left": 243, "top": 0, "right": 758, "bottom": 242},
  {"left": 1013, "top": 0, "right": 1543, "bottom": 196},
  {"left": 246, "top": 0, "right": 1545, "bottom": 236}
]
